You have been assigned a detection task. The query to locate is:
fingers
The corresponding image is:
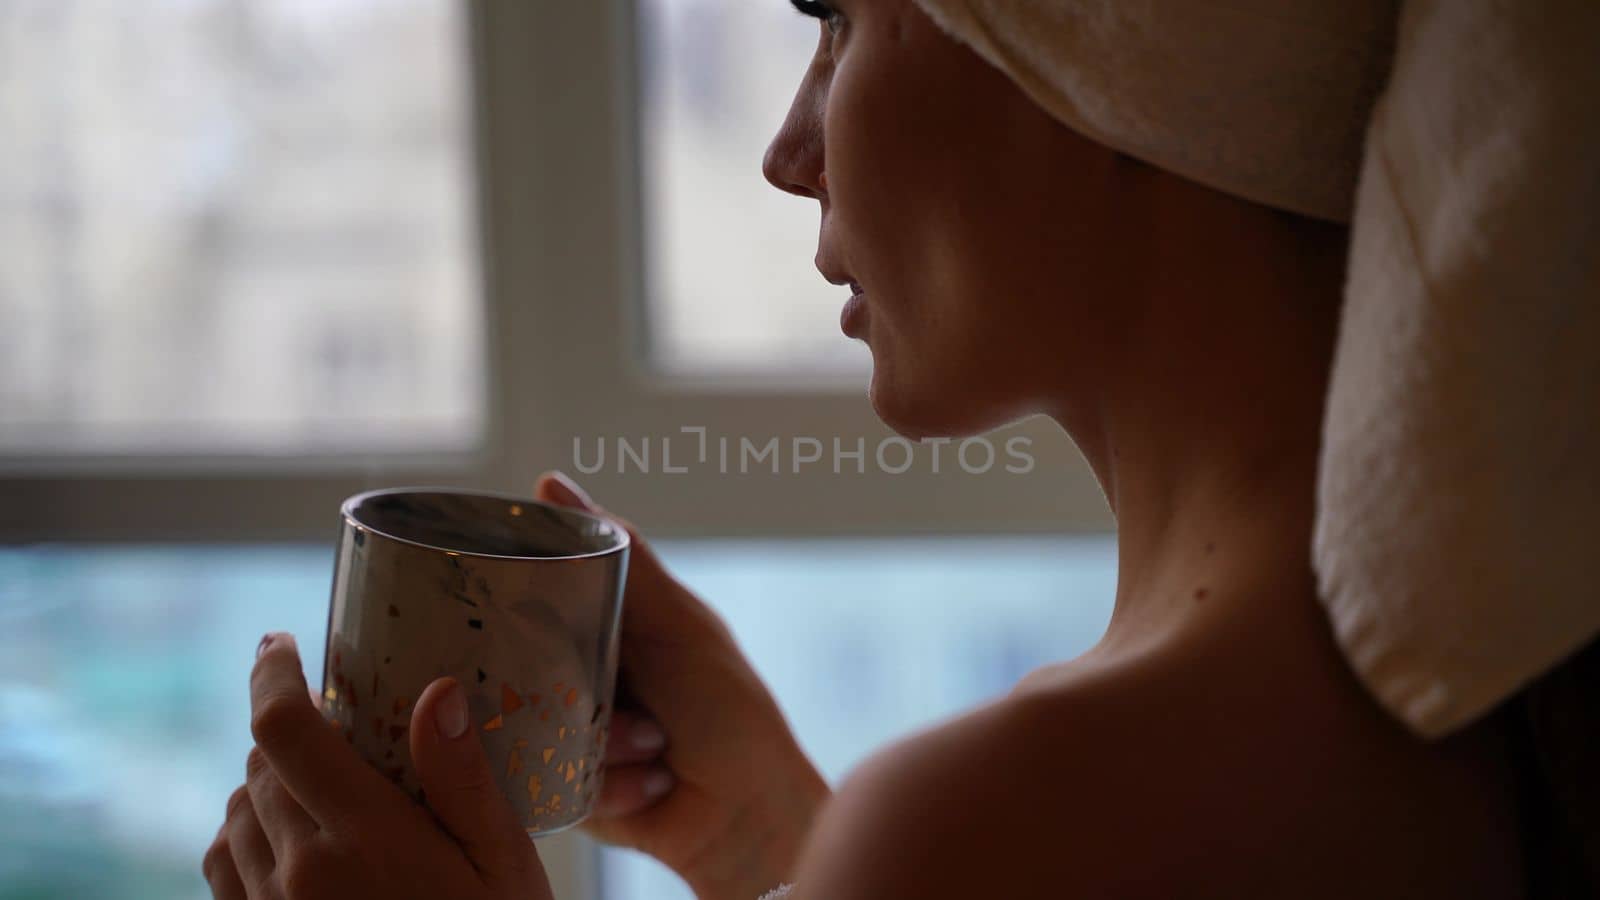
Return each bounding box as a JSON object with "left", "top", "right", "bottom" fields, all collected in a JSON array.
[
  {"left": 245, "top": 745, "right": 316, "bottom": 858},
  {"left": 603, "top": 707, "right": 668, "bottom": 766},
  {"left": 536, "top": 468, "right": 591, "bottom": 508},
  {"left": 222, "top": 785, "right": 279, "bottom": 894},
  {"left": 409, "top": 676, "right": 537, "bottom": 882},
  {"left": 535, "top": 472, "right": 672, "bottom": 584},
  {"left": 203, "top": 820, "right": 249, "bottom": 900},
  {"left": 535, "top": 471, "right": 732, "bottom": 647},
  {"left": 249, "top": 632, "right": 386, "bottom": 828},
  {"left": 590, "top": 763, "right": 676, "bottom": 819}
]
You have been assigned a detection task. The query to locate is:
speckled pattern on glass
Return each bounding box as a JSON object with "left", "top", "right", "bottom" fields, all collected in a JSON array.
[{"left": 321, "top": 488, "right": 628, "bottom": 836}]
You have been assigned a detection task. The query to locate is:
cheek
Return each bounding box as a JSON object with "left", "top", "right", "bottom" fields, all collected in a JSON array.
[
  {"left": 821, "top": 32, "right": 965, "bottom": 281},
  {"left": 820, "top": 11, "right": 1076, "bottom": 435},
  {"left": 823, "top": 108, "right": 958, "bottom": 359}
]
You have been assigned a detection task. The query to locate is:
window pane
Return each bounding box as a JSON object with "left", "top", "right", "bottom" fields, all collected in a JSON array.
[
  {"left": 0, "top": 539, "right": 1114, "bottom": 899},
  {"left": 0, "top": 0, "right": 484, "bottom": 456},
  {"left": 638, "top": 0, "right": 870, "bottom": 376}
]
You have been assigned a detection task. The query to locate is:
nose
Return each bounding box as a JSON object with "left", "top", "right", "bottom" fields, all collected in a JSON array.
[{"left": 762, "top": 72, "right": 826, "bottom": 200}]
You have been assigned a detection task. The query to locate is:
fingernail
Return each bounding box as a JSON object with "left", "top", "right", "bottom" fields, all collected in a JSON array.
[
  {"left": 642, "top": 769, "right": 675, "bottom": 800},
  {"left": 549, "top": 470, "right": 594, "bottom": 509},
  {"left": 256, "top": 632, "right": 292, "bottom": 658},
  {"left": 630, "top": 719, "right": 666, "bottom": 752},
  {"left": 436, "top": 680, "right": 469, "bottom": 740}
]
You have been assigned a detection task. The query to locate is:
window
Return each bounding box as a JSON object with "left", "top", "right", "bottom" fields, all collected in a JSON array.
[
  {"left": 1, "top": 2, "right": 1118, "bottom": 899},
  {"left": 0, "top": 0, "right": 484, "bottom": 457},
  {"left": 1, "top": 0, "right": 1107, "bottom": 541},
  {"left": 637, "top": 0, "right": 868, "bottom": 376},
  {"left": 0, "top": 538, "right": 1116, "bottom": 900}
]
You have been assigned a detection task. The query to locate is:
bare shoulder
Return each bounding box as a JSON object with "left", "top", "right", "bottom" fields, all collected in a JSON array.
[
  {"left": 788, "top": 663, "right": 1206, "bottom": 900},
  {"left": 787, "top": 621, "right": 1526, "bottom": 900}
]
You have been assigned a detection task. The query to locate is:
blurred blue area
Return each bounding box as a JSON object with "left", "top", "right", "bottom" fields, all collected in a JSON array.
[{"left": 0, "top": 538, "right": 1115, "bottom": 900}]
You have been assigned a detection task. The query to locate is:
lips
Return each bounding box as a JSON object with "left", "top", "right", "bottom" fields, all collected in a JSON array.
[
  {"left": 817, "top": 269, "right": 863, "bottom": 298},
  {"left": 816, "top": 260, "right": 867, "bottom": 335},
  {"left": 840, "top": 285, "right": 868, "bottom": 338}
]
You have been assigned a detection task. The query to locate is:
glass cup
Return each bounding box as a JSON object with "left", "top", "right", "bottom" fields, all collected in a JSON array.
[{"left": 320, "top": 487, "right": 629, "bottom": 836}]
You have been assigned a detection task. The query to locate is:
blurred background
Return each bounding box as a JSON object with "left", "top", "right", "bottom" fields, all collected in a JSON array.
[{"left": 0, "top": 2, "right": 1116, "bottom": 898}]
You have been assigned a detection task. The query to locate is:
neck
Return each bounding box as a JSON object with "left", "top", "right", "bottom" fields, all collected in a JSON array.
[{"left": 1053, "top": 203, "right": 1348, "bottom": 650}]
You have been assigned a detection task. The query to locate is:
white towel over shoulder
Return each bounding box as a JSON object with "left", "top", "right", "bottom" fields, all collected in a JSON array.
[{"left": 1313, "top": 0, "right": 1600, "bottom": 738}]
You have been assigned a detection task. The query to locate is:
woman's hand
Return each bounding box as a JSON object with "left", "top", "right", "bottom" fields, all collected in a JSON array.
[
  {"left": 535, "top": 472, "right": 830, "bottom": 900},
  {"left": 203, "top": 633, "right": 554, "bottom": 900}
]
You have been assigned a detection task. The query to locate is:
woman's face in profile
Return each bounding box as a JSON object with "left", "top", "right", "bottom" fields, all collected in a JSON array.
[{"left": 764, "top": 0, "right": 1137, "bottom": 440}]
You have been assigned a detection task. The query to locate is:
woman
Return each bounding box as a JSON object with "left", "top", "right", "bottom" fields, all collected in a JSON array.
[{"left": 204, "top": 0, "right": 1598, "bottom": 897}]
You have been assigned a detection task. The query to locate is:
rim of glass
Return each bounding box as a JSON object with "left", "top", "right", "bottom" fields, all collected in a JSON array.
[{"left": 340, "top": 486, "right": 631, "bottom": 562}]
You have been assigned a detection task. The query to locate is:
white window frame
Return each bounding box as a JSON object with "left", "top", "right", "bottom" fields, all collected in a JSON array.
[{"left": 0, "top": 0, "right": 1110, "bottom": 543}]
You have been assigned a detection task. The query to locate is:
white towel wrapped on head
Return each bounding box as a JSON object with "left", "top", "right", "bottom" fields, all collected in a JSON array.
[{"left": 910, "top": 0, "right": 1399, "bottom": 223}]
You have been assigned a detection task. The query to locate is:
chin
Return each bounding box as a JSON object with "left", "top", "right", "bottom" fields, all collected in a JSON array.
[{"left": 866, "top": 358, "right": 1030, "bottom": 442}]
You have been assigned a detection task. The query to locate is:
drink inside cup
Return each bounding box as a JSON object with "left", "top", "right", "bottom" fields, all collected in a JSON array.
[{"left": 321, "top": 488, "right": 629, "bottom": 836}]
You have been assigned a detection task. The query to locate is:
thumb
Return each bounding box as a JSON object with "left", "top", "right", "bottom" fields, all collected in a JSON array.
[{"left": 409, "top": 676, "right": 535, "bottom": 881}]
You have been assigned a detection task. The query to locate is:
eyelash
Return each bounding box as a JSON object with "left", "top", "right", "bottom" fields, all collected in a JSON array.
[{"left": 790, "top": 0, "right": 845, "bottom": 34}]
